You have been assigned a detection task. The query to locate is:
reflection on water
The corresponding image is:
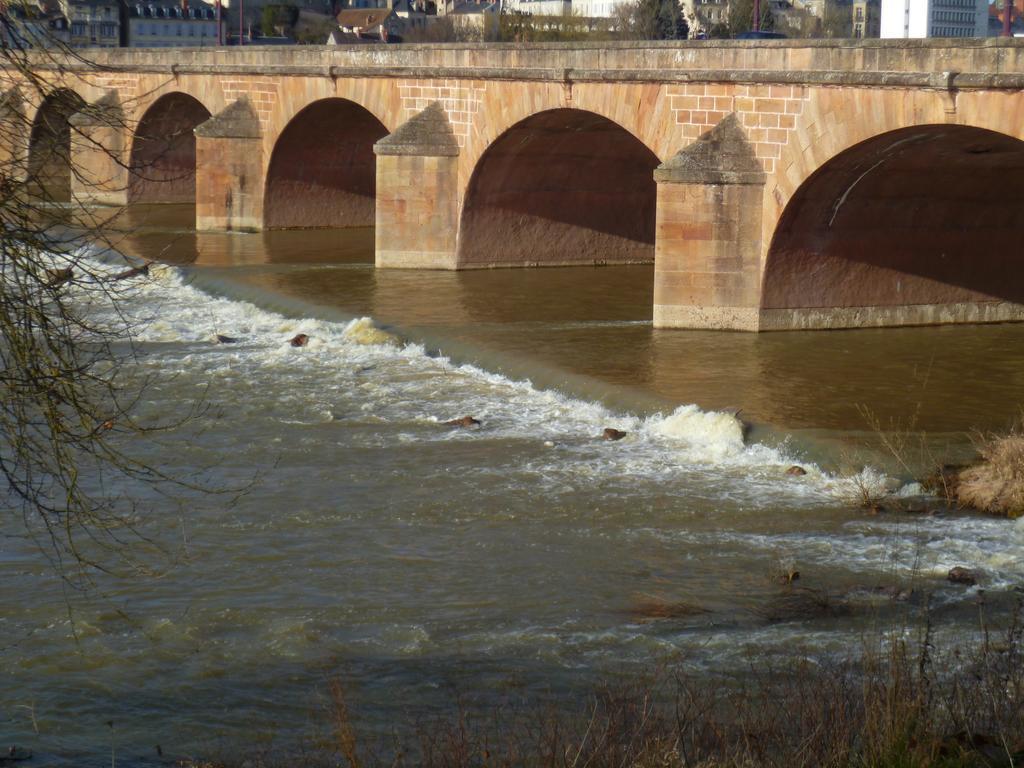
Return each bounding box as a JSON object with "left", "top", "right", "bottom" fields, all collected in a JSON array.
[{"left": 112, "top": 204, "right": 1024, "bottom": 435}]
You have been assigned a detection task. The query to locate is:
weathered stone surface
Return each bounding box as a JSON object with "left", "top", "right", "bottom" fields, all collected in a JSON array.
[
  {"left": 192, "top": 99, "right": 261, "bottom": 231},
  {"left": 264, "top": 98, "right": 385, "bottom": 230},
  {"left": 653, "top": 115, "right": 765, "bottom": 331},
  {"left": 0, "top": 87, "right": 22, "bottom": 120},
  {"left": 67, "top": 92, "right": 126, "bottom": 206},
  {"left": 69, "top": 90, "right": 122, "bottom": 127},
  {"left": 131, "top": 92, "right": 210, "bottom": 205},
  {"left": 374, "top": 102, "right": 458, "bottom": 157},
  {"left": 655, "top": 114, "right": 765, "bottom": 186},
  {"left": 194, "top": 97, "right": 260, "bottom": 139}
]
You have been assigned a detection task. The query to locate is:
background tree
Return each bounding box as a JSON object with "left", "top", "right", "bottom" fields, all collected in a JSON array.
[
  {"left": 821, "top": 0, "right": 852, "bottom": 36},
  {"left": 725, "top": 0, "right": 775, "bottom": 34},
  {"left": 495, "top": 8, "right": 613, "bottom": 41},
  {"left": 775, "top": 5, "right": 822, "bottom": 37},
  {"left": 614, "top": 0, "right": 689, "bottom": 38},
  {"left": 0, "top": 2, "right": 218, "bottom": 587},
  {"left": 259, "top": 3, "right": 299, "bottom": 36}
]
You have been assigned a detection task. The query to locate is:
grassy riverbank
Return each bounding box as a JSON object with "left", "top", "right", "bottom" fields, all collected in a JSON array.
[{"left": 180, "top": 600, "right": 1024, "bottom": 768}]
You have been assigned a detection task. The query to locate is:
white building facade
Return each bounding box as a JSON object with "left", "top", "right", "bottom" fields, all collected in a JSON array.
[
  {"left": 500, "top": 0, "right": 570, "bottom": 15},
  {"left": 880, "top": 0, "right": 987, "bottom": 37},
  {"left": 571, "top": 0, "right": 631, "bottom": 17},
  {"left": 126, "top": 3, "right": 224, "bottom": 46}
]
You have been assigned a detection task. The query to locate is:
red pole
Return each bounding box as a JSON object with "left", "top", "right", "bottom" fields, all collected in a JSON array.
[
  {"left": 753, "top": 0, "right": 760, "bottom": 30},
  {"left": 239, "top": 0, "right": 243, "bottom": 44},
  {"left": 1004, "top": 0, "right": 1012, "bottom": 36},
  {"left": 216, "top": 0, "right": 222, "bottom": 44}
]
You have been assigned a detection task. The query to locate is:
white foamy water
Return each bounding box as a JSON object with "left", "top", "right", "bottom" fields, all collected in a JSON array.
[{"left": 70, "top": 262, "right": 877, "bottom": 502}]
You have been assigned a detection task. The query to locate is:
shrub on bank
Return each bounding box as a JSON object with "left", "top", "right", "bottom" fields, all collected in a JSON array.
[
  {"left": 179, "top": 603, "right": 1024, "bottom": 768},
  {"left": 956, "top": 433, "right": 1024, "bottom": 519}
]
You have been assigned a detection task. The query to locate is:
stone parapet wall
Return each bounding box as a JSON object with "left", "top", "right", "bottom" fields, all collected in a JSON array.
[{"left": 22, "top": 40, "right": 1024, "bottom": 89}]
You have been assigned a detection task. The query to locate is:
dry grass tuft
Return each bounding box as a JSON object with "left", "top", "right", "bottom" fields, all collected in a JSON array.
[
  {"left": 957, "top": 433, "right": 1024, "bottom": 518},
  {"left": 175, "top": 598, "right": 1024, "bottom": 768}
]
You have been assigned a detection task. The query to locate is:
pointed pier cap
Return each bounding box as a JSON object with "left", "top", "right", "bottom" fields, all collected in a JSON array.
[
  {"left": 655, "top": 113, "right": 766, "bottom": 186},
  {"left": 0, "top": 88, "right": 22, "bottom": 120},
  {"left": 194, "top": 97, "right": 261, "bottom": 139},
  {"left": 375, "top": 102, "right": 459, "bottom": 157},
  {"left": 69, "top": 90, "right": 123, "bottom": 127}
]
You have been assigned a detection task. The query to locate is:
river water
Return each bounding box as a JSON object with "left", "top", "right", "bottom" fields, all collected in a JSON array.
[{"left": 2, "top": 204, "right": 1024, "bottom": 766}]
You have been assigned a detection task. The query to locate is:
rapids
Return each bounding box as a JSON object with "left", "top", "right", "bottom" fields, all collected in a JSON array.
[{"left": 2, "top": 209, "right": 1023, "bottom": 766}]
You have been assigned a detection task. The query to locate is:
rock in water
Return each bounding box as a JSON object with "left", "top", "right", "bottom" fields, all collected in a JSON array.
[
  {"left": 785, "top": 465, "right": 807, "bottom": 476},
  {"left": 45, "top": 267, "right": 73, "bottom": 287},
  {"left": 602, "top": 428, "right": 627, "bottom": 441},
  {"left": 112, "top": 263, "right": 149, "bottom": 281},
  {"left": 215, "top": 334, "right": 239, "bottom": 344},
  {"left": 290, "top": 333, "right": 310, "bottom": 348},
  {"left": 947, "top": 566, "right": 977, "bottom": 586},
  {"left": 444, "top": 416, "right": 480, "bottom": 428}
]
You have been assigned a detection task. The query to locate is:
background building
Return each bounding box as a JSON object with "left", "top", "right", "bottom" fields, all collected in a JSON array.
[
  {"left": 851, "top": 0, "right": 879, "bottom": 35},
  {"left": 880, "top": 0, "right": 987, "bottom": 37},
  {"left": 61, "top": 0, "right": 121, "bottom": 46},
  {"left": 0, "top": 4, "right": 71, "bottom": 47},
  {"left": 125, "top": 3, "right": 224, "bottom": 46}
]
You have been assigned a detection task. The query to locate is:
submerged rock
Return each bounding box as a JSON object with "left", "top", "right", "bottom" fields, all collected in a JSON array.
[
  {"left": 754, "top": 588, "right": 850, "bottom": 623},
  {"left": 947, "top": 566, "right": 978, "bottom": 586},
  {"left": 112, "top": 263, "right": 149, "bottom": 281},
  {"left": 785, "top": 465, "right": 807, "bottom": 476},
  {"left": 215, "top": 334, "right": 239, "bottom": 344},
  {"left": 628, "top": 597, "right": 709, "bottom": 622},
  {"left": 2, "top": 746, "right": 32, "bottom": 763},
  {"left": 444, "top": 416, "right": 480, "bottom": 428},
  {"left": 602, "top": 428, "right": 627, "bottom": 441},
  {"left": 873, "top": 585, "right": 913, "bottom": 601},
  {"left": 45, "top": 267, "right": 73, "bottom": 288},
  {"left": 289, "top": 333, "right": 310, "bottom": 348}
]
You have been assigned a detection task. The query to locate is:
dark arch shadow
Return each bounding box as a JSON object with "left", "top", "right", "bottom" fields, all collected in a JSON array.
[
  {"left": 764, "top": 125, "right": 1024, "bottom": 313},
  {"left": 27, "top": 89, "right": 86, "bottom": 202},
  {"left": 263, "top": 98, "right": 388, "bottom": 230},
  {"left": 458, "top": 109, "right": 660, "bottom": 268},
  {"left": 129, "top": 92, "right": 211, "bottom": 204}
]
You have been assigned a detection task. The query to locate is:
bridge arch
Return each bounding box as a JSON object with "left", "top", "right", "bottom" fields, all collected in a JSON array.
[
  {"left": 129, "top": 92, "right": 211, "bottom": 204},
  {"left": 27, "top": 89, "right": 86, "bottom": 201},
  {"left": 263, "top": 97, "right": 388, "bottom": 229},
  {"left": 457, "top": 108, "right": 660, "bottom": 268},
  {"left": 762, "top": 124, "right": 1024, "bottom": 323}
]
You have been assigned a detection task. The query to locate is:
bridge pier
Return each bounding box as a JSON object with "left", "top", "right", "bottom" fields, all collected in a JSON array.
[
  {"left": 373, "top": 103, "right": 460, "bottom": 270},
  {"left": 194, "top": 98, "right": 263, "bottom": 232},
  {"left": 0, "top": 89, "right": 27, "bottom": 185},
  {"left": 653, "top": 115, "right": 766, "bottom": 331},
  {"left": 68, "top": 92, "right": 128, "bottom": 207}
]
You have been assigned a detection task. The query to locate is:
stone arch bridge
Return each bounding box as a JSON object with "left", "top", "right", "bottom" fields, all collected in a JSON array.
[{"left": 9, "top": 40, "right": 1024, "bottom": 331}]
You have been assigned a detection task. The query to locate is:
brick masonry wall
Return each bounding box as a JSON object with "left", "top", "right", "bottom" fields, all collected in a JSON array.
[
  {"left": 398, "top": 79, "right": 485, "bottom": 147},
  {"left": 219, "top": 78, "right": 279, "bottom": 132},
  {"left": 668, "top": 83, "right": 808, "bottom": 175}
]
